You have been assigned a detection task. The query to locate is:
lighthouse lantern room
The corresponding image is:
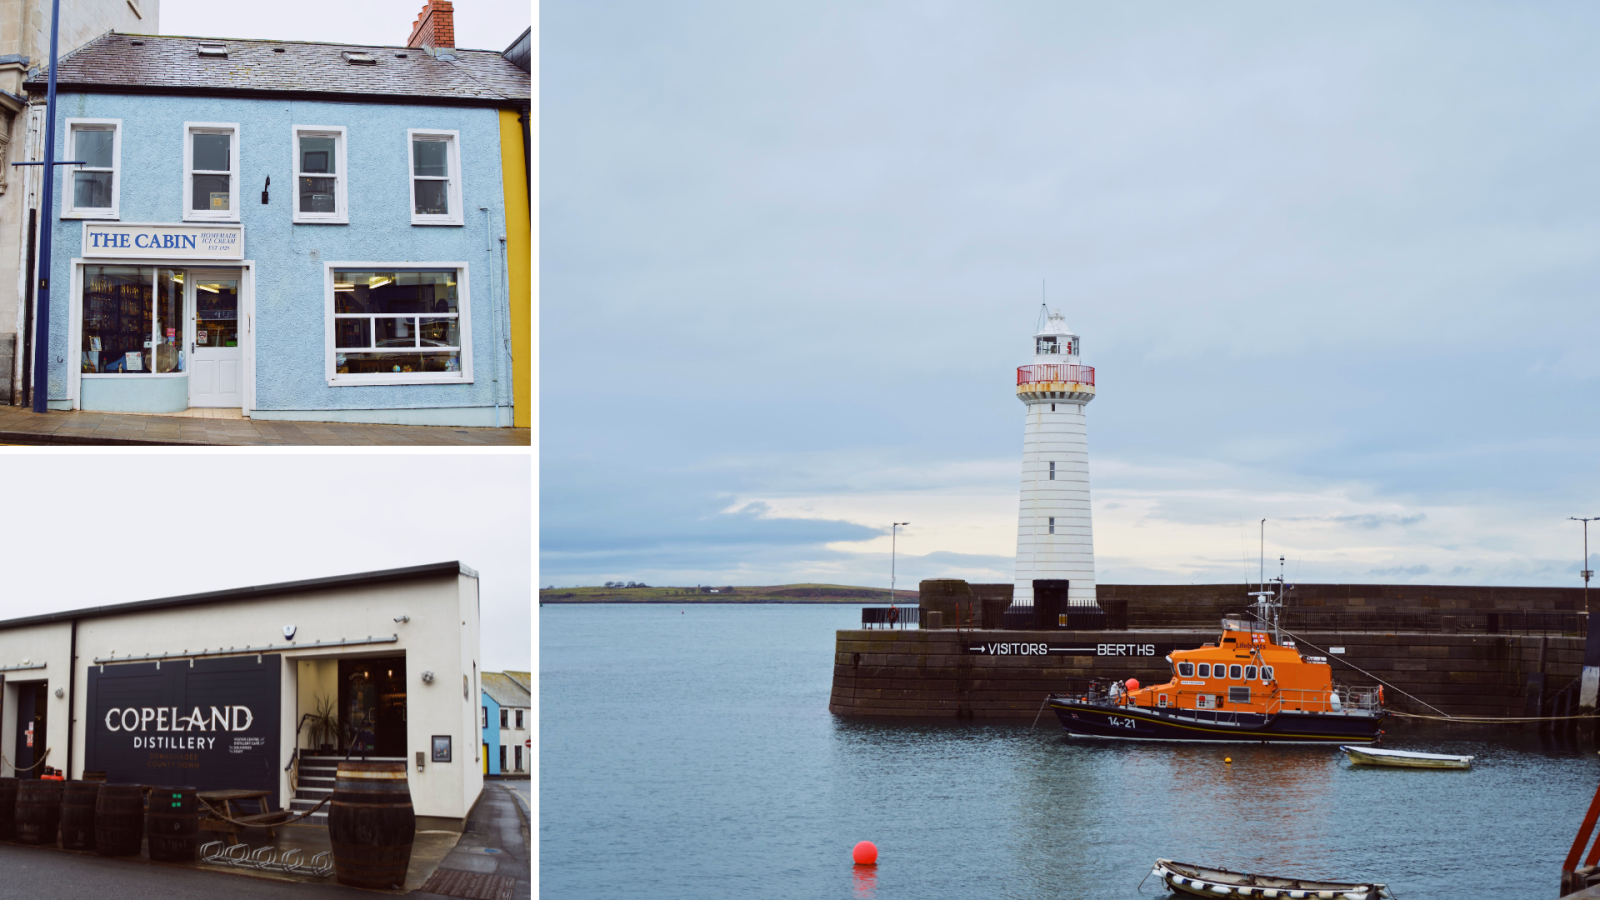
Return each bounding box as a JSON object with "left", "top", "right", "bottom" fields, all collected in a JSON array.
[{"left": 1014, "top": 306, "right": 1097, "bottom": 613}]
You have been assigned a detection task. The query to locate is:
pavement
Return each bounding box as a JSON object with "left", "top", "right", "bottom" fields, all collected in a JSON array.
[
  {"left": 413, "top": 783, "right": 530, "bottom": 900},
  {"left": 0, "top": 782, "right": 531, "bottom": 898},
  {"left": 0, "top": 405, "right": 529, "bottom": 446}
]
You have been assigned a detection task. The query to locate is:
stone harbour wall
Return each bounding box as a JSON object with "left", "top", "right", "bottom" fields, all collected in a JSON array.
[{"left": 828, "top": 628, "right": 1585, "bottom": 721}]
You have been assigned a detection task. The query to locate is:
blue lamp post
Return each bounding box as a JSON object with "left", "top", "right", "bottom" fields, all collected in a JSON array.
[{"left": 11, "top": 0, "right": 84, "bottom": 413}]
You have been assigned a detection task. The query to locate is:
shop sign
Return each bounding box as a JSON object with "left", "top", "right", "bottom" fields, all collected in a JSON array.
[
  {"left": 85, "top": 655, "right": 281, "bottom": 795},
  {"left": 82, "top": 222, "right": 244, "bottom": 260}
]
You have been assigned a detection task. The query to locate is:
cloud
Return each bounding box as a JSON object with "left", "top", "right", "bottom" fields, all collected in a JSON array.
[{"left": 543, "top": 3, "right": 1600, "bottom": 591}]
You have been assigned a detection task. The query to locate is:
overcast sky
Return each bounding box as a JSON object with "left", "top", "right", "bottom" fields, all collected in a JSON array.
[
  {"left": 159, "top": 0, "right": 530, "bottom": 51},
  {"left": 0, "top": 453, "right": 530, "bottom": 672},
  {"left": 543, "top": 2, "right": 1600, "bottom": 592}
]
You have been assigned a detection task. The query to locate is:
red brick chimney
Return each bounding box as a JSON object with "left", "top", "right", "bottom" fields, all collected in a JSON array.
[{"left": 408, "top": 0, "right": 455, "bottom": 52}]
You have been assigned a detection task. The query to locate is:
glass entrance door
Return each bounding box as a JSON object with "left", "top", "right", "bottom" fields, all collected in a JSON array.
[{"left": 186, "top": 269, "right": 242, "bottom": 408}]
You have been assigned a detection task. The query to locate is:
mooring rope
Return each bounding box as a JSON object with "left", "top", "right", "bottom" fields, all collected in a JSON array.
[
  {"left": 1, "top": 749, "right": 51, "bottom": 773},
  {"left": 197, "top": 794, "right": 330, "bottom": 828},
  {"left": 1270, "top": 625, "right": 1454, "bottom": 718},
  {"left": 1274, "top": 623, "right": 1591, "bottom": 724},
  {"left": 1388, "top": 711, "right": 1595, "bottom": 723}
]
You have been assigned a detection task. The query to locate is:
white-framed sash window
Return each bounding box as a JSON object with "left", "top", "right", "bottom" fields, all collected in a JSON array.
[
  {"left": 62, "top": 119, "right": 122, "bottom": 219},
  {"left": 407, "top": 129, "right": 463, "bottom": 226},
  {"left": 292, "top": 125, "right": 348, "bottom": 224},
  {"left": 325, "top": 262, "right": 473, "bottom": 386},
  {"left": 183, "top": 122, "right": 240, "bottom": 222}
]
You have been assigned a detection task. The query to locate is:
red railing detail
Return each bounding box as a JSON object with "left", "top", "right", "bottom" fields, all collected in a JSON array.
[{"left": 1017, "top": 364, "right": 1095, "bottom": 386}]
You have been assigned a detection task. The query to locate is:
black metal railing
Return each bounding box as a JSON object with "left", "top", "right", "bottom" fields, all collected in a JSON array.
[
  {"left": 861, "top": 606, "right": 920, "bottom": 629},
  {"left": 1265, "top": 608, "right": 1587, "bottom": 637},
  {"left": 1000, "top": 603, "right": 1120, "bottom": 630}
]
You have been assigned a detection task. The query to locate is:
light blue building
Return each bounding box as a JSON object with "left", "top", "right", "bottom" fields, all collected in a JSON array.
[
  {"left": 20, "top": 24, "right": 529, "bottom": 426},
  {"left": 480, "top": 688, "right": 502, "bottom": 776}
]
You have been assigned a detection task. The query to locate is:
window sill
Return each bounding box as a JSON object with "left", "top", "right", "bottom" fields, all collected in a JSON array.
[
  {"left": 62, "top": 210, "right": 119, "bottom": 220},
  {"left": 293, "top": 216, "right": 349, "bottom": 225},
  {"left": 410, "top": 219, "right": 464, "bottom": 227},
  {"left": 327, "top": 374, "right": 473, "bottom": 387},
  {"left": 182, "top": 213, "right": 241, "bottom": 224}
]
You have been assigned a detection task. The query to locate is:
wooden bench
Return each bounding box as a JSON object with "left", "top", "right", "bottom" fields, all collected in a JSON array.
[{"left": 198, "top": 790, "right": 285, "bottom": 846}]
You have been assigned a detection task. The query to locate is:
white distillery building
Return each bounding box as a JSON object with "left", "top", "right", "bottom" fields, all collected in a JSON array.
[
  {"left": 1013, "top": 307, "right": 1097, "bottom": 609},
  {"left": 0, "top": 562, "right": 485, "bottom": 829}
]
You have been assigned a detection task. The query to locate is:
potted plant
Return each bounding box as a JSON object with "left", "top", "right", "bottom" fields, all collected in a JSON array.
[{"left": 307, "top": 695, "right": 339, "bottom": 754}]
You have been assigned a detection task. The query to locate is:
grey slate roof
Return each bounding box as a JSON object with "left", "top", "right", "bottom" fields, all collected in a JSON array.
[
  {"left": 482, "top": 672, "right": 530, "bottom": 709},
  {"left": 24, "top": 31, "right": 529, "bottom": 107},
  {"left": 0, "top": 561, "right": 478, "bottom": 630}
]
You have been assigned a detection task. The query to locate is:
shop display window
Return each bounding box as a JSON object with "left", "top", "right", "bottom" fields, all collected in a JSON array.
[
  {"left": 330, "top": 268, "right": 468, "bottom": 382},
  {"left": 81, "top": 266, "right": 184, "bottom": 374}
]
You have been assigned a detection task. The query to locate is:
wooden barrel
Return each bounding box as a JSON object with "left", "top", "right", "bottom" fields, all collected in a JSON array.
[
  {"left": 94, "top": 784, "right": 145, "bottom": 857},
  {"left": 60, "top": 781, "right": 100, "bottom": 851},
  {"left": 0, "top": 778, "right": 17, "bottom": 841},
  {"left": 146, "top": 786, "right": 198, "bottom": 862},
  {"left": 16, "top": 779, "right": 61, "bottom": 845},
  {"left": 329, "top": 762, "right": 416, "bottom": 889}
]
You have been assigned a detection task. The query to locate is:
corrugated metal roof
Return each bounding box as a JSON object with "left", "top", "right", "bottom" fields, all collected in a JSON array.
[
  {"left": 482, "top": 671, "right": 530, "bottom": 708},
  {"left": 24, "top": 31, "right": 530, "bottom": 107}
]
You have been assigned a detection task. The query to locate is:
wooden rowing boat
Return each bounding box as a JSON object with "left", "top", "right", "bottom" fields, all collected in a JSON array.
[
  {"left": 1151, "top": 859, "right": 1393, "bottom": 899},
  {"left": 1341, "top": 745, "right": 1472, "bottom": 769}
]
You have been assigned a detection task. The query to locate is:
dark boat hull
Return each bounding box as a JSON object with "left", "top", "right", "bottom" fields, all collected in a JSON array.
[{"left": 1050, "top": 697, "right": 1383, "bottom": 743}]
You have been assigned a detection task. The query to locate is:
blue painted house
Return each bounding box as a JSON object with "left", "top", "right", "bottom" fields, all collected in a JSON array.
[
  {"left": 480, "top": 688, "right": 501, "bottom": 776},
  {"left": 20, "top": 11, "right": 529, "bottom": 426}
]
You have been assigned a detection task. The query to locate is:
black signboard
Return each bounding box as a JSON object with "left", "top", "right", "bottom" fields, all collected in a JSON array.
[
  {"left": 963, "top": 640, "right": 1183, "bottom": 658},
  {"left": 86, "top": 655, "right": 281, "bottom": 797}
]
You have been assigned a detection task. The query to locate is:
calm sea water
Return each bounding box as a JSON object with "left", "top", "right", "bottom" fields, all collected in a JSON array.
[{"left": 540, "top": 604, "right": 1599, "bottom": 900}]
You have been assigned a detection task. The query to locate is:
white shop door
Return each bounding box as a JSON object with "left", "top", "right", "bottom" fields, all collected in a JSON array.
[{"left": 188, "top": 269, "right": 242, "bottom": 408}]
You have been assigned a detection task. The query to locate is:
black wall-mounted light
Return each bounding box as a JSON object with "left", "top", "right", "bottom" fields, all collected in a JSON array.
[{"left": 261, "top": 175, "right": 270, "bottom": 204}]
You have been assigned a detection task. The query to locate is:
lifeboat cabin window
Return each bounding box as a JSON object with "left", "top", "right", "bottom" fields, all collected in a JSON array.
[
  {"left": 1262, "top": 666, "right": 1274, "bottom": 681},
  {"left": 1228, "top": 686, "right": 1251, "bottom": 704},
  {"left": 1228, "top": 664, "right": 1243, "bottom": 680},
  {"left": 1197, "top": 664, "right": 1210, "bottom": 677},
  {"left": 1244, "top": 665, "right": 1258, "bottom": 680},
  {"left": 1176, "top": 662, "right": 1194, "bottom": 678}
]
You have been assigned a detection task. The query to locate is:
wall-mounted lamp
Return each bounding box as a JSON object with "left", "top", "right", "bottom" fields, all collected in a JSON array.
[
  {"left": 420, "top": 670, "right": 435, "bottom": 684},
  {"left": 261, "top": 175, "right": 270, "bottom": 204}
]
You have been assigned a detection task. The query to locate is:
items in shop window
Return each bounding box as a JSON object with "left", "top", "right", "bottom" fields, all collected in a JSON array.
[
  {"left": 90, "top": 337, "right": 102, "bottom": 351},
  {"left": 197, "top": 330, "right": 208, "bottom": 344},
  {"left": 125, "top": 352, "right": 142, "bottom": 371}
]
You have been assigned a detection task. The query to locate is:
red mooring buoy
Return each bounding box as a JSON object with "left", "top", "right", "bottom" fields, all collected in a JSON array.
[{"left": 852, "top": 841, "right": 878, "bottom": 865}]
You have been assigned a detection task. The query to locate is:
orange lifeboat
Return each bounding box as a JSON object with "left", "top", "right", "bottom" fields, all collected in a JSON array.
[{"left": 1046, "top": 615, "right": 1385, "bottom": 744}]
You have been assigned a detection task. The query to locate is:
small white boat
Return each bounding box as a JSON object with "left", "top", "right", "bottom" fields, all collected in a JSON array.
[
  {"left": 1151, "top": 859, "right": 1393, "bottom": 899},
  {"left": 1341, "top": 745, "right": 1472, "bottom": 770}
]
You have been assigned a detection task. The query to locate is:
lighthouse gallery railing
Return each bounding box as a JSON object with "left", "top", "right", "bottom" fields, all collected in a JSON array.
[{"left": 1017, "top": 364, "right": 1095, "bottom": 386}]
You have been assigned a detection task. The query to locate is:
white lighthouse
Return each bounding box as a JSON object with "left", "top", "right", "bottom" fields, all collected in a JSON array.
[{"left": 1013, "top": 306, "right": 1097, "bottom": 611}]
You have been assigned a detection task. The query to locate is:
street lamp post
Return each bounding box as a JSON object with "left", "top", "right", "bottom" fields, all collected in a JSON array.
[
  {"left": 1573, "top": 517, "right": 1597, "bottom": 611},
  {"left": 890, "top": 522, "right": 909, "bottom": 616}
]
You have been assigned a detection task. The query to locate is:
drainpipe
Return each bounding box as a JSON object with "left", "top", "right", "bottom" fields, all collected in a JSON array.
[
  {"left": 481, "top": 206, "right": 500, "bottom": 427},
  {"left": 65, "top": 618, "right": 75, "bottom": 778}
]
